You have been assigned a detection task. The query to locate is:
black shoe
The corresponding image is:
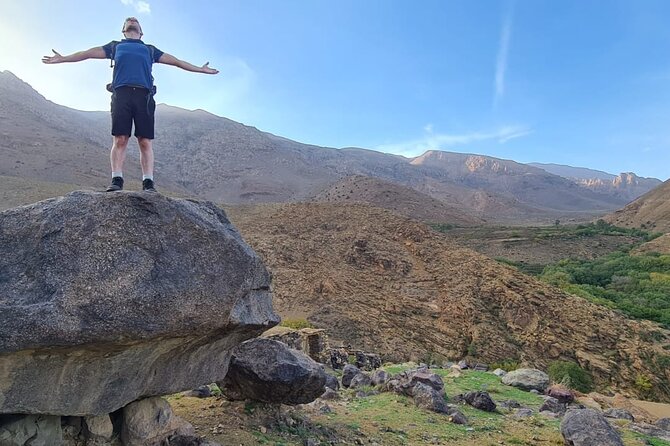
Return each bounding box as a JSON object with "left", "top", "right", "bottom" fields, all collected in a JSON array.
[
  {"left": 106, "top": 176, "right": 124, "bottom": 192},
  {"left": 142, "top": 178, "right": 157, "bottom": 192}
]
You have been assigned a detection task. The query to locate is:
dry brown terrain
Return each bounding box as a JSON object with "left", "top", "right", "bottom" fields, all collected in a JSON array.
[
  {"left": 226, "top": 202, "right": 670, "bottom": 401},
  {"left": 634, "top": 233, "right": 670, "bottom": 255},
  {"left": 604, "top": 179, "right": 670, "bottom": 233}
]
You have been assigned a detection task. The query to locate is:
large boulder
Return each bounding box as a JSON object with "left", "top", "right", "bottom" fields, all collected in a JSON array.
[
  {"left": 218, "top": 338, "right": 327, "bottom": 405},
  {"left": 502, "top": 368, "right": 550, "bottom": 392},
  {"left": 560, "top": 409, "right": 624, "bottom": 446},
  {"left": 0, "top": 191, "right": 279, "bottom": 415}
]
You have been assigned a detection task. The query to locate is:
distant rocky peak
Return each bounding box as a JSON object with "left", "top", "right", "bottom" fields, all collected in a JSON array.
[
  {"left": 613, "top": 172, "right": 639, "bottom": 187},
  {"left": 465, "top": 156, "right": 509, "bottom": 173}
]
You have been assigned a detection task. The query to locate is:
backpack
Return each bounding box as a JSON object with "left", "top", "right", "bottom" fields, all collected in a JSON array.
[{"left": 105, "top": 41, "right": 157, "bottom": 95}]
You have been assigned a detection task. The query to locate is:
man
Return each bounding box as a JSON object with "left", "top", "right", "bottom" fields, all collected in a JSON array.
[{"left": 42, "top": 17, "right": 218, "bottom": 192}]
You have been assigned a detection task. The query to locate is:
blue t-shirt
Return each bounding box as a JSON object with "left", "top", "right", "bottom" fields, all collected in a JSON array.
[{"left": 102, "top": 39, "right": 164, "bottom": 90}]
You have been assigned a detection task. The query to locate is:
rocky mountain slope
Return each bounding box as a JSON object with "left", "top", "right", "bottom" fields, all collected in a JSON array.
[
  {"left": 603, "top": 179, "right": 670, "bottom": 233},
  {"left": 530, "top": 163, "right": 662, "bottom": 202},
  {"left": 1, "top": 70, "right": 657, "bottom": 224},
  {"left": 226, "top": 202, "right": 670, "bottom": 401}
]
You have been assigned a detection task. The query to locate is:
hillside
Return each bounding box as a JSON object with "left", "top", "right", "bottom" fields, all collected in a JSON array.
[
  {"left": 604, "top": 179, "right": 670, "bottom": 233},
  {"left": 227, "top": 202, "right": 670, "bottom": 401},
  {"left": 1, "top": 70, "right": 658, "bottom": 224},
  {"left": 312, "top": 175, "right": 482, "bottom": 226}
]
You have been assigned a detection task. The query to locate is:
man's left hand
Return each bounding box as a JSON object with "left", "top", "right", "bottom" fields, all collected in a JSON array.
[{"left": 201, "top": 62, "right": 219, "bottom": 74}]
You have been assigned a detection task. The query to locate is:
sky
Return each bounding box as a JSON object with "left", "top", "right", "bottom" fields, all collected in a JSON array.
[{"left": 1, "top": 0, "right": 669, "bottom": 180}]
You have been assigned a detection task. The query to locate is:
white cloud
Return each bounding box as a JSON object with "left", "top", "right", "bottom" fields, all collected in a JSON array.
[
  {"left": 374, "top": 125, "right": 532, "bottom": 157},
  {"left": 494, "top": 3, "right": 515, "bottom": 107},
  {"left": 120, "top": 0, "right": 151, "bottom": 14},
  {"left": 423, "top": 123, "right": 433, "bottom": 133}
]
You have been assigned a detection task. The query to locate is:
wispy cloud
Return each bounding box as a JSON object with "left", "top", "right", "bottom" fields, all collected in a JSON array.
[
  {"left": 374, "top": 125, "right": 532, "bottom": 157},
  {"left": 121, "top": 0, "right": 151, "bottom": 14},
  {"left": 494, "top": 2, "right": 515, "bottom": 108}
]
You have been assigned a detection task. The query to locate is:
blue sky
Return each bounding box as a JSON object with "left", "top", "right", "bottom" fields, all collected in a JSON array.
[{"left": 1, "top": 0, "right": 669, "bottom": 180}]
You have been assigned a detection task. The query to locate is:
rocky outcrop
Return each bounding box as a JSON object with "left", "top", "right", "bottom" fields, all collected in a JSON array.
[
  {"left": 218, "top": 338, "right": 327, "bottom": 405},
  {"left": 0, "top": 191, "right": 279, "bottom": 415}
]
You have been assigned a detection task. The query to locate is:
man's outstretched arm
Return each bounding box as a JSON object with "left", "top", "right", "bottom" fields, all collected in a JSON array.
[
  {"left": 42, "top": 47, "right": 106, "bottom": 64},
  {"left": 158, "top": 53, "right": 219, "bottom": 74}
]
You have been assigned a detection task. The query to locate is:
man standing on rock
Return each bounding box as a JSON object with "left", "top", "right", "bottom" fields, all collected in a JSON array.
[{"left": 42, "top": 17, "right": 219, "bottom": 193}]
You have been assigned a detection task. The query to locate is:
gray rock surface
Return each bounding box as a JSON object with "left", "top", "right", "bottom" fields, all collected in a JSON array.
[
  {"left": 324, "top": 374, "right": 340, "bottom": 391},
  {"left": 218, "top": 338, "right": 327, "bottom": 405},
  {"left": 83, "top": 414, "right": 114, "bottom": 441},
  {"left": 370, "top": 369, "right": 390, "bottom": 386},
  {"left": 462, "top": 391, "right": 497, "bottom": 412},
  {"left": 656, "top": 418, "right": 670, "bottom": 430},
  {"left": 121, "top": 397, "right": 193, "bottom": 446},
  {"left": 603, "top": 408, "right": 634, "bottom": 422},
  {"left": 501, "top": 368, "right": 550, "bottom": 392},
  {"left": 387, "top": 369, "right": 444, "bottom": 396},
  {"left": 0, "top": 414, "right": 62, "bottom": 446},
  {"left": 629, "top": 423, "right": 670, "bottom": 441},
  {"left": 560, "top": 409, "right": 624, "bottom": 446},
  {"left": 341, "top": 364, "right": 361, "bottom": 388},
  {"left": 0, "top": 191, "right": 278, "bottom": 415},
  {"left": 349, "top": 372, "right": 373, "bottom": 389},
  {"left": 539, "top": 396, "right": 567, "bottom": 415},
  {"left": 412, "top": 383, "right": 448, "bottom": 414},
  {"left": 492, "top": 368, "right": 507, "bottom": 377}
]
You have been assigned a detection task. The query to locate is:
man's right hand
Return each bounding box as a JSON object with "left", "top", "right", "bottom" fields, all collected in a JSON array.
[{"left": 42, "top": 49, "right": 64, "bottom": 64}]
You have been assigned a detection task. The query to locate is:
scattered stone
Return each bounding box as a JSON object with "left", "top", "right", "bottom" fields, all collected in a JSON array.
[
  {"left": 530, "top": 389, "right": 540, "bottom": 394},
  {"left": 121, "top": 397, "right": 193, "bottom": 446},
  {"left": 560, "top": 409, "right": 624, "bottom": 446},
  {"left": 540, "top": 411, "right": 560, "bottom": 419},
  {"left": 492, "top": 368, "right": 507, "bottom": 377},
  {"left": 356, "top": 390, "right": 379, "bottom": 398},
  {"left": 457, "top": 360, "right": 469, "bottom": 370},
  {"left": 328, "top": 348, "right": 349, "bottom": 370},
  {"left": 514, "top": 408, "right": 534, "bottom": 418},
  {"left": 447, "top": 367, "right": 462, "bottom": 378},
  {"left": 502, "top": 368, "right": 550, "bottom": 392},
  {"left": 412, "top": 383, "right": 449, "bottom": 414},
  {"left": 473, "top": 363, "right": 488, "bottom": 371},
  {"left": 539, "top": 396, "right": 567, "bottom": 415},
  {"left": 498, "top": 400, "right": 521, "bottom": 410},
  {"left": 183, "top": 385, "right": 212, "bottom": 399},
  {"left": 320, "top": 388, "right": 340, "bottom": 400},
  {"left": 0, "top": 191, "right": 278, "bottom": 415},
  {"left": 603, "top": 408, "right": 634, "bottom": 422},
  {"left": 83, "top": 414, "right": 114, "bottom": 441},
  {"left": 219, "top": 338, "right": 327, "bottom": 405},
  {"left": 387, "top": 369, "right": 444, "bottom": 396},
  {"left": 355, "top": 352, "right": 382, "bottom": 370},
  {"left": 325, "top": 373, "right": 340, "bottom": 391},
  {"left": 371, "top": 369, "right": 390, "bottom": 386},
  {"left": 629, "top": 423, "right": 670, "bottom": 441},
  {"left": 546, "top": 385, "right": 575, "bottom": 404},
  {"left": 342, "top": 364, "right": 361, "bottom": 388},
  {"left": 0, "top": 414, "right": 62, "bottom": 446},
  {"left": 448, "top": 410, "right": 468, "bottom": 425},
  {"left": 305, "top": 438, "right": 320, "bottom": 446},
  {"left": 462, "top": 391, "right": 497, "bottom": 412},
  {"left": 350, "top": 372, "right": 373, "bottom": 389},
  {"left": 168, "top": 435, "right": 223, "bottom": 446},
  {"left": 655, "top": 418, "right": 670, "bottom": 430}
]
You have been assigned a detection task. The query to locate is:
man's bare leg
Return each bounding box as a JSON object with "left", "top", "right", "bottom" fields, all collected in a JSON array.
[
  {"left": 138, "top": 137, "right": 156, "bottom": 191},
  {"left": 107, "top": 135, "right": 129, "bottom": 191}
]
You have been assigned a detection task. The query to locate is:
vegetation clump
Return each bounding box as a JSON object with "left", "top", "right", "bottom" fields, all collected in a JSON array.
[
  {"left": 279, "top": 318, "right": 314, "bottom": 330},
  {"left": 547, "top": 360, "right": 594, "bottom": 393}
]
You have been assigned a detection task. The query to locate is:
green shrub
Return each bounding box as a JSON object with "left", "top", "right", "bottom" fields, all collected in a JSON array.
[
  {"left": 279, "top": 318, "right": 314, "bottom": 330},
  {"left": 547, "top": 361, "right": 594, "bottom": 393},
  {"left": 489, "top": 359, "right": 520, "bottom": 372}
]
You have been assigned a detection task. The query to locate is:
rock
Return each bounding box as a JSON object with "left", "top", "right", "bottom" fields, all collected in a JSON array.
[
  {"left": 355, "top": 389, "right": 379, "bottom": 398},
  {"left": 603, "top": 408, "right": 634, "bottom": 422},
  {"left": 629, "top": 423, "right": 670, "bottom": 441},
  {"left": 514, "top": 408, "right": 534, "bottom": 418},
  {"left": 448, "top": 410, "right": 468, "bottom": 425},
  {"left": 502, "top": 368, "right": 550, "bottom": 392},
  {"left": 530, "top": 389, "right": 540, "bottom": 394},
  {"left": 655, "top": 418, "right": 670, "bottom": 430},
  {"left": 457, "top": 360, "right": 469, "bottom": 370},
  {"left": 540, "top": 411, "right": 560, "bottom": 419},
  {"left": 498, "top": 400, "right": 521, "bottom": 410},
  {"left": 320, "top": 388, "right": 340, "bottom": 400},
  {"left": 218, "top": 338, "right": 327, "bottom": 405},
  {"left": 83, "top": 414, "right": 114, "bottom": 441},
  {"left": 371, "top": 369, "right": 390, "bottom": 386},
  {"left": 473, "top": 363, "right": 488, "bottom": 371},
  {"left": 355, "top": 352, "right": 382, "bottom": 371},
  {"left": 462, "top": 391, "right": 497, "bottom": 412},
  {"left": 539, "top": 396, "right": 567, "bottom": 415},
  {"left": 183, "top": 385, "right": 212, "bottom": 399},
  {"left": 0, "top": 414, "right": 62, "bottom": 446},
  {"left": 325, "top": 374, "right": 340, "bottom": 391},
  {"left": 412, "top": 383, "right": 448, "bottom": 414},
  {"left": 349, "top": 372, "right": 373, "bottom": 389},
  {"left": 167, "top": 435, "right": 223, "bottom": 446},
  {"left": 560, "top": 409, "right": 624, "bottom": 446},
  {"left": 328, "top": 348, "right": 349, "bottom": 370},
  {"left": 0, "top": 191, "right": 278, "bottom": 415},
  {"left": 546, "top": 385, "right": 575, "bottom": 404},
  {"left": 492, "top": 368, "right": 507, "bottom": 377},
  {"left": 388, "top": 369, "right": 444, "bottom": 396},
  {"left": 342, "top": 364, "right": 361, "bottom": 388},
  {"left": 122, "top": 397, "right": 193, "bottom": 446}
]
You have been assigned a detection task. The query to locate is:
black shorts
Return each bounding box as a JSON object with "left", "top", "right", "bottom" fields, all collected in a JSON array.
[{"left": 110, "top": 86, "right": 156, "bottom": 139}]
